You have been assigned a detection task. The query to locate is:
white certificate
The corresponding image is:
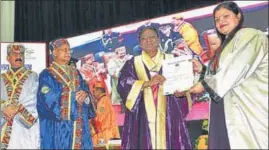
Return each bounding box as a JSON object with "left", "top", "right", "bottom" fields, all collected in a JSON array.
[{"left": 162, "top": 55, "right": 194, "bottom": 95}]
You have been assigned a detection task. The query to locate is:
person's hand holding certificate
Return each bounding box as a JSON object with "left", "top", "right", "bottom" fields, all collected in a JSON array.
[{"left": 162, "top": 55, "right": 194, "bottom": 95}]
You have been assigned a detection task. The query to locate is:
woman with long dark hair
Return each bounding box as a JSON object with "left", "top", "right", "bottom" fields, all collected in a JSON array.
[{"left": 190, "top": 2, "right": 268, "bottom": 149}]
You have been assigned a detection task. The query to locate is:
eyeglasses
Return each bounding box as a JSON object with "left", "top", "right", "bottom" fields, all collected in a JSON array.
[
  {"left": 10, "top": 52, "right": 24, "bottom": 57},
  {"left": 57, "top": 48, "right": 73, "bottom": 53}
]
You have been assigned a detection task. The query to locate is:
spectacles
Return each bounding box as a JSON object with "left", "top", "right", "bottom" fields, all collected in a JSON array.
[
  {"left": 57, "top": 48, "right": 73, "bottom": 53},
  {"left": 10, "top": 52, "right": 24, "bottom": 57}
]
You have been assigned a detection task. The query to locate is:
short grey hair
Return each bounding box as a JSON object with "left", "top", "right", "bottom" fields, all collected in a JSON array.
[{"left": 7, "top": 43, "right": 26, "bottom": 56}]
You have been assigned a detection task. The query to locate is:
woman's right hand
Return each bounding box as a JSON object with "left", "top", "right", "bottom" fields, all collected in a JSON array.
[{"left": 192, "top": 59, "right": 203, "bottom": 73}]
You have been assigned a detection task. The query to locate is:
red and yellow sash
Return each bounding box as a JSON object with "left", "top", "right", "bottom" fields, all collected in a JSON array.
[
  {"left": 1, "top": 67, "right": 36, "bottom": 149},
  {"left": 48, "top": 62, "right": 82, "bottom": 149}
]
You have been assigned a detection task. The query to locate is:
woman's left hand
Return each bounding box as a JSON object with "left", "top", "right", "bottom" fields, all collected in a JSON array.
[{"left": 190, "top": 82, "right": 205, "bottom": 94}]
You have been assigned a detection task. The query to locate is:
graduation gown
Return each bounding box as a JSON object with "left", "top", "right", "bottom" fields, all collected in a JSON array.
[
  {"left": 1, "top": 67, "right": 40, "bottom": 149},
  {"left": 202, "top": 28, "right": 268, "bottom": 149},
  {"left": 37, "top": 62, "right": 96, "bottom": 149},
  {"left": 117, "top": 50, "right": 192, "bottom": 149}
]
